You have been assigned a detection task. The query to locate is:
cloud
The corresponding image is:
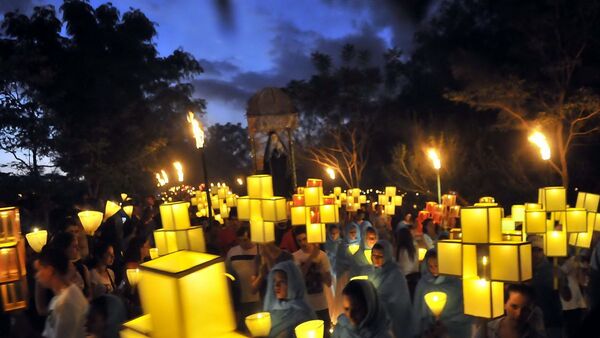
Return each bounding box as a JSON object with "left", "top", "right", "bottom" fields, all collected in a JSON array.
[
  {"left": 192, "top": 78, "right": 251, "bottom": 106},
  {"left": 197, "top": 58, "right": 240, "bottom": 77},
  {"left": 0, "top": 0, "right": 34, "bottom": 14}
]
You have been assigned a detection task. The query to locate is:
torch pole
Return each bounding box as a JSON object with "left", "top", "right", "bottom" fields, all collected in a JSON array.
[
  {"left": 436, "top": 170, "right": 441, "bottom": 204},
  {"left": 201, "top": 147, "right": 213, "bottom": 219}
]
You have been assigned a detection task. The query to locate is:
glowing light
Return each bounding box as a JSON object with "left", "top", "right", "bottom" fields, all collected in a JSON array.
[
  {"left": 187, "top": 111, "right": 205, "bottom": 149},
  {"left": 482, "top": 256, "right": 488, "bottom": 266},
  {"left": 427, "top": 148, "right": 441, "bottom": 170},
  {"left": 173, "top": 161, "right": 184, "bottom": 182},
  {"left": 528, "top": 131, "right": 551, "bottom": 160},
  {"left": 236, "top": 177, "right": 244, "bottom": 185},
  {"left": 325, "top": 167, "right": 335, "bottom": 180},
  {"left": 160, "top": 170, "right": 169, "bottom": 185}
]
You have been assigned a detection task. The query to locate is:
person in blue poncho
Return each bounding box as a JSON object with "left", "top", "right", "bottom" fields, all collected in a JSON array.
[
  {"left": 332, "top": 279, "right": 392, "bottom": 338},
  {"left": 412, "top": 250, "right": 472, "bottom": 338},
  {"left": 263, "top": 260, "right": 316, "bottom": 337},
  {"left": 368, "top": 240, "right": 413, "bottom": 338},
  {"left": 324, "top": 224, "right": 342, "bottom": 278},
  {"left": 334, "top": 221, "right": 362, "bottom": 322}
]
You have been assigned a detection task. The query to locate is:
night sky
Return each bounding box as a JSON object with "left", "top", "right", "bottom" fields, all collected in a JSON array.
[{"left": 0, "top": 0, "right": 439, "bottom": 171}]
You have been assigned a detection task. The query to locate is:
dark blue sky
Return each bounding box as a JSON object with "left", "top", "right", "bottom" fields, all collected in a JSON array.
[{"left": 1, "top": 0, "right": 438, "bottom": 171}]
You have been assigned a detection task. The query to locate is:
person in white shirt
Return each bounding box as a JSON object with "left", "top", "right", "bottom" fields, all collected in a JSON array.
[
  {"left": 36, "top": 246, "right": 88, "bottom": 338},
  {"left": 293, "top": 226, "right": 333, "bottom": 336}
]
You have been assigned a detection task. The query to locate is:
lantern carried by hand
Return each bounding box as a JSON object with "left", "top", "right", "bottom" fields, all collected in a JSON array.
[
  {"left": 78, "top": 211, "right": 103, "bottom": 236},
  {"left": 295, "top": 320, "right": 324, "bottom": 338},
  {"left": 25, "top": 228, "right": 47, "bottom": 253},
  {"left": 245, "top": 312, "right": 271, "bottom": 337},
  {"left": 424, "top": 292, "right": 447, "bottom": 320}
]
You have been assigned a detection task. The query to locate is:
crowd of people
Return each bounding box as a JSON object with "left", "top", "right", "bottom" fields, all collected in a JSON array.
[{"left": 2, "top": 197, "right": 600, "bottom": 338}]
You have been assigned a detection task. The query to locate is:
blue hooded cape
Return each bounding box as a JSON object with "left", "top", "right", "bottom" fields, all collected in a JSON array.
[
  {"left": 263, "top": 260, "right": 316, "bottom": 337},
  {"left": 332, "top": 280, "right": 391, "bottom": 338},
  {"left": 368, "top": 240, "right": 413, "bottom": 338},
  {"left": 324, "top": 224, "right": 342, "bottom": 277},
  {"left": 335, "top": 222, "right": 363, "bottom": 277}
]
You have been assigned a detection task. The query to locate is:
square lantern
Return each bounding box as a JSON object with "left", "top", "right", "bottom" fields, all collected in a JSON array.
[
  {"left": 460, "top": 206, "right": 503, "bottom": 244},
  {"left": 463, "top": 278, "right": 504, "bottom": 319},
  {"left": 565, "top": 208, "right": 587, "bottom": 233},
  {"left": 524, "top": 209, "right": 547, "bottom": 233},
  {"left": 501, "top": 218, "right": 515, "bottom": 233},
  {"left": 153, "top": 227, "right": 206, "bottom": 256},
  {"left": 540, "top": 187, "right": 566, "bottom": 212},
  {"left": 461, "top": 244, "right": 478, "bottom": 278},
  {"left": 236, "top": 197, "right": 251, "bottom": 221},
  {"left": 442, "top": 194, "right": 457, "bottom": 206},
  {"left": 525, "top": 203, "right": 542, "bottom": 210},
  {"left": 544, "top": 230, "right": 567, "bottom": 257},
  {"left": 437, "top": 240, "right": 462, "bottom": 276},
  {"left": 247, "top": 175, "right": 273, "bottom": 198},
  {"left": 160, "top": 202, "right": 191, "bottom": 230},
  {"left": 291, "top": 206, "right": 307, "bottom": 225},
  {"left": 307, "top": 223, "right": 327, "bottom": 243},
  {"left": 261, "top": 197, "right": 287, "bottom": 222},
  {"left": 304, "top": 186, "right": 323, "bottom": 207},
  {"left": 250, "top": 220, "right": 275, "bottom": 243},
  {"left": 138, "top": 251, "right": 237, "bottom": 338},
  {"left": 511, "top": 205, "right": 525, "bottom": 223},
  {"left": 1, "top": 276, "right": 28, "bottom": 312},
  {"left": 121, "top": 314, "right": 152, "bottom": 338},
  {"left": 568, "top": 212, "right": 596, "bottom": 249},
  {"left": 0, "top": 207, "right": 20, "bottom": 243},
  {"left": 0, "top": 240, "right": 26, "bottom": 283},
  {"left": 489, "top": 242, "right": 532, "bottom": 282},
  {"left": 576, "top": 192, "right": 600, "bottom": 212},
  {"left": 319, "top": 204, "right": 339, "bottom": 224}
]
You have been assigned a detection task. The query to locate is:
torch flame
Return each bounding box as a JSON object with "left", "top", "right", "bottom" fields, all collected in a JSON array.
[
  {"left": 187, "top": 111, "right": 205, "bottom": 149},
  {"left": 528, "top": 131, "right": 551, "bottom": 160},
  {"left": 173, "top": 161, "right": 184, "bottom": 182},
  {"left": 427, "top": 148, "right": 441, "bottom": 170},
  {"left": 160, "top": 170, "right": 169, "bottom": 185},
  {"left": 155, "top": 172, "right": 165, "bottom": 186},
  {"left": 325, "top": 167, "right": 336, "bottom": 180}
]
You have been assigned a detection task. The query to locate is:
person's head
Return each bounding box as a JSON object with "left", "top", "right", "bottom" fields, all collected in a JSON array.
[
  {"left": 123, "top": 236, "right": 150, "bottom": 264},
  {"left": 35, "top": 246, "right": 69, "bottom": 289},
  {"left": 396, "top": 227, "right": 414, "bottom": 250},
  {"left": 354, "top": 210, "right": 365, "bottom": 222},
  {"left": 273, "top": 269, "right": 288, "bottom": 300},
  {"left": 347, "top": 225, "right": 358, "bottom": 241},
  {"left": 505, "top": 284, "right": 534, "bottom": 322},
  {"left": 364, "top": 227, "right": 378, "bottom": 248},
  {"left": 374, "top": 204, "right": 383, "bottom": 214},
  {"left": 403, "top": 213, "right": 412, "bottom": 223},
  {"left": 94, "top": 241, "right": 115, "bottom": 267},
  {"left": 423, "top": 219, "right": 436, "bottom": 237},
  {"left": 342, "top": 280, "right": 370, "bottom": 326},
  {"left": 50, "top": 231, "right": 80, "bottom": 261},
  {"left": 531, "top": 246, "right": 545, "bottom": 267},
  {"left": 425, "top": 250, "right": 439, "bottom": 277},
  {"left": 371, "top": 243, "right": 385, "bottom": 268},
  {"left": 329, "top": 224, "right": 340, "bottom": 241},
  {"left": 294, "top": 226, "right": 312, "bottom": 252},
  {"left": 86, "top": 295, "right": 126, "bottom": 338},
  {"left": 236, "top": 226, "right": 253, "bottom": 250}
]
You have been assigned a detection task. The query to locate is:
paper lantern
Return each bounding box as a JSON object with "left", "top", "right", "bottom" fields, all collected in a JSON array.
[
  {"left": 349, "top": 275, "right": 368, "bottom": 281},
  {"left": 260, "top": 198, "right": 287, "bottom": 222},
  {"left": 307, "top": 223, "right": 326, "bottom": 243},
  {"left": 364, "top": 249, "right": 373, "bottom": 264},
  {"left": 460, "top": 206, "right": 503, "bottom": 243},
  {"left": 291, "top": 206, "right": 307, "bottom": 226},
  {"left": 479, "top": 197, "right": 495, "bottom": 204},
  {"left": 449, "top": 206, "right": 461, "bottom": 218},
  {"left": 437, "top": 240, "right": 462, "bottom": 276},
  {"left": 138, "top": 251, "right": 237, "bottom": 338},
  {"left": 250, "top": 220, "right": 275, "bottom": 243},
  {"left": 544, "top": 230, "right": 567, "bottom": 257},
  {"left": 463, "top": 279, "right": 504, "bottom": 318},
  {"left": 25, "top": 228, "right": 47, "bottom": 253},
  {"left": 237, "top": 197, "right": 251, "bottom": 221},
  {"left": 576, "top": 192, "right": 600, "bottom": 212},
  {"left": 348, "top": 244, "right": 360, "bottom": 255},
  {"left": 525, "top": 203, "right": 542, "bottom": 210},
  {"left": 511, "top": 205, "right": 525, "bottom": 223},
  {"left": 149, "top": 248, "right": 159, "bottom": 260},
  {"left": 501, "top": 218, "right": 515, "bottom": 232},
  {"left": 424, "top": 292, "right": 447, "bottom": 319},
  {"left": 333, "top": 187, "right": 342, "bottom": 195},
  {"left": 524, "top": 209, "right": 547, "bottom": 233},
  {"left": 0, "top": 207, "right": 20, "bottom": 243},
  {"left": 295, "top": 320, "right": 324, "bottom": 338},
  {"left": 160, "top": 202, "right": 191, "bottom": 230},
  {"left": 569, "top": 212, "right": 595, "bottom": 248},
  {"left": 153, "top": 227, "right": 206, "bottom": 256},
  {"left": 225, "top": 194, "right": 238, "bottom": 207},
  {"left": 304, "top": 186, "right": 323, "bottom": 207},
  {"left": 489, "top": 242, "right": 532, "bottom": 282},
  {"left": 418, "top": 248, "right": 428, "bottom": 262},
  {"left": 104, "top": 200, "right": 121, "bottom": 221},
  {"left": 426, "top": 202, "right": 437, "bottom": 213},
  {"left": 565, "top": 208, "right": 587, "bottom": 233},
  {"left": 0, "top": 241, "right": 26, "bottom": 283},
  {"left": 246, "top": 312, "right": 271, "bottom": 337},
  {"left": 442, "top": 194, "right": 456, "bottom": 206},
  {"left": 502, "top": 231, "right": 523, "bottom": 242},
  {"left": 1, "top": 276, "right": 27, "bottom": 312},
  {"left": 121, "top": 314, "right": 152, "bottom": 338},
  {"left": 123, "top": 205, "right": 134, "bottom": 218},
  {"left": 540, "top": 187, "right": 566, "bottom": 212},
  {"left": 247, "top": 175, "right": 273, "bottom": 198},
  {"left": 461, "top": 244, "right": 478, "bottom": 278},
  {"left": 78, "top": 211, "right": 103, "bottom": 235},
  {"left": 319, "top": 204, "right": 339, "bottom": 224},
  {"left": 127, "top": 268, "right": 141, "bottom": 287}
]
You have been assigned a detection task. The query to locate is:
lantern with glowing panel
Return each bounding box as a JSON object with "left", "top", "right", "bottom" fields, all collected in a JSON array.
[{"left": 0, "top": 207, "right": 27, "bottom": 312}]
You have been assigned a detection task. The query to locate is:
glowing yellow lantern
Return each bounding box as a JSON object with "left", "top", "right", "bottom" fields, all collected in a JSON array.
[
  {"left": 247, "top": 175, "right": 273, "bottom": 198},
  {"left": 540, "top": 187, "right": 566, "bottom": 211},
  {"left": 501, "top": 218, "right": 515, "bottom": 232},
  {"left": 78, "top": 211, "right": 103, "bottom": 235},
  {"left": 569, "top": 212, "right": 595, "bottom": 248},
  {"left": 460, "top": 206, "right": 503, "bottom": 243},
  {"left": 127, "top": 268, "right": 141, "bottom": 287},
  {"left": 153, "top": 227, "right": 205, "bottom": 256},
  {"left": 237, "top": 197, "right": 251, "bottom": 220},
  {"left": 159, "top": 202, "right": 191, "bottom": 230},
  {"left": 1, "top": 277, "right": 27, "bottom": 312},
  {"left": 149, "top": 248, "right": 159, "bottom": 260},
  {"left": 525, "top": 203, "right": 542, "bottom": 210},
  {"left": 0, "top": 241, "right": 26, "bottom": 283},
  {"left": 565, "top": 208, "right": 587, "bottom": 233},
  {"left": 246, "top": 312, "right": 271, "bottom": 337},
  {"left": 104, "top": 200, "right": 121, "bottom": 221},
  {"left": 25, "top": 228, "right": 47, "bottom": 253},
  {"left": 307, "top": 223, "right": 326, "bottom": 243},
  {"left": 348, "top": 244, "right": 360, "bottom": 255},
  {"left": 461, "top": 244, "right": 478, "bottom": 278},
  {"left": 250, "top": 220, "right": 275, "bottom": 243},
  {"left": 576, "top": 192, "right": 600, "bottom": 212},
  {"left": 138, "top": 251, "right": 236, "bottom": 338},
  {"left": 511, "top": 205, "right": 525, "bottom": 223},
  {"left": 479, "top": 196, "right": 495, "bottom": 204},
  {"left": 295, "top": 320, "right": 324, "bottom": 338},
  {"left": 319, "top": 204, "right": 339, "bottom": 224},
  {"left": 442, "top": 194, "right": 456, "bottom": 206},
  {"left": 120, "top": 314, "right": 152, "bottom": 338},
  {"left": 349, "top": 275, "right": 368, "bottom": 281},
  {"left": 418, "top": 248, "right": 428, "bottom": 262},
  {"left": 424, "top": 292, "right": 447, "bottom": 319},
  {"left": 463, "top": 278, "right": 504, "bottom": 318},
  {"left": 489, "top": 242, "right": 532, "bottom": 282},
  {"left": 304, "top": 186, "right": 323, "bottom": 207},
  {"left": 260, "top": 197, "right": 287, "bottom": 222},
  {"left": 437, "top": 240, "right": 462, "bottom": 276},
  {"left": 291, "top": 206, "right": 307, "bottom": 226},
  {"left": 333, "top": 187, "right": 342, "bottom": 196},
  {"left": 123, "top": 205, "right": 134, "bottom": 218},
  {"left": 0, "top": 207, "right": 20, "bottom": 243},
  {"left": 525, "top": 209, "right": 547, "bottom": 233},
  {"left": 544, "top": 230, "right": 567, "bottom": 257}
]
